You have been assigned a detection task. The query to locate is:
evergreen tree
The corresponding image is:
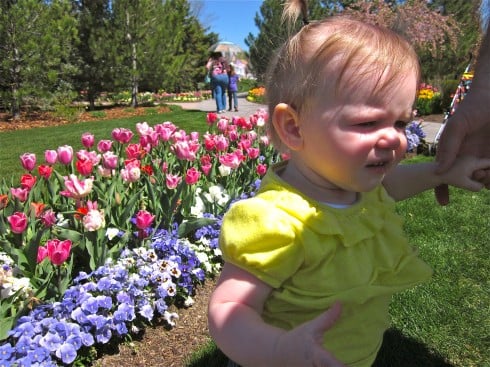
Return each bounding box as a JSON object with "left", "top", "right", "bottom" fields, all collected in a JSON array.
[
  {"left": 0, "top": 0, "right": 78, "bottom": 119},
  {"left": 73, "top": 0, "right": 114, "bottom": 110},
  {"left": 139, "top": 0, "right": 214, "bottom": 93},
  {"left": 246, "top": 0, "right": 334, "bottom": 82}
]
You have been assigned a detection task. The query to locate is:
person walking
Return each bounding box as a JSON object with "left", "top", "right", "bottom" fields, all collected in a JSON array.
[
  {"left": 227, "top": 64, "right": 240, "bottom": 112},
  {"left": 206, "top": 52, "right": 229, "bottom": 113}
]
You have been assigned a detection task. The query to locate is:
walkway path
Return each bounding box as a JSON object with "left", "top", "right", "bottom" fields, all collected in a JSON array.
[{"left": 170, "top": 93, "right": 444, "bottom": 145}]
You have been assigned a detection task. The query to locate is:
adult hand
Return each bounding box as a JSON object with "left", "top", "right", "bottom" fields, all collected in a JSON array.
[
  {"left": 435, "top": 84, "right": 490, "bottom": 205},
  {"left": 275, "top": 302, "right": 347, "bottom": 367}
]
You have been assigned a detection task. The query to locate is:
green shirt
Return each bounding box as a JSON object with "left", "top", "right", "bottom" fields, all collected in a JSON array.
[{"left": 219, "top": 163, "right": 433, "bottom": 366}]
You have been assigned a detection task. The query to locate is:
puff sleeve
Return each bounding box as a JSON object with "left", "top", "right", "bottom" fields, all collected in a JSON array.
[{"left": 219, "top": 197, "right": 305, "bottom": 288}]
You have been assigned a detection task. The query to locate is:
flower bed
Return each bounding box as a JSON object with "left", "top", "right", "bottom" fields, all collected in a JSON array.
[{"left": 0, "top": 108, "right": 276, "bottom": 366}]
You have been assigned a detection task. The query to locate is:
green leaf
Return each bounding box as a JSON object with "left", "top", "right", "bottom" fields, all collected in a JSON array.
[
  {"left": 177, "top": 217, "right": 217, "bottom": 238},
  {"left": 55, "top": 228, "right": 83, "bottom": 243},
  {"left": 0, "top": 316, "right": 16, "bottom": 341}
]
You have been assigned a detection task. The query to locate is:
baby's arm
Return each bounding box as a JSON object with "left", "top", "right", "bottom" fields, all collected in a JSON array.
[
  {"left": 383, "top": 156, "right": 490, "bottom": 201},
  {"left": 208, "top": 262, "right": 345, "bottom": 367}
]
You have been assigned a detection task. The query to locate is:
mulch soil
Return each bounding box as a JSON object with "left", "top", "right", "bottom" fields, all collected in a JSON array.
[{"left": 93, "top": 278, "right": 218, "bottom": 367}]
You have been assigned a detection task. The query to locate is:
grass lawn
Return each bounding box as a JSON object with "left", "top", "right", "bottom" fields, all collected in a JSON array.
[
  {"left": 0, "top": 105, "right": 208, "bottom": 180},
  {"left": 1, "top": 112, "right": 488, "bottom": 366}
]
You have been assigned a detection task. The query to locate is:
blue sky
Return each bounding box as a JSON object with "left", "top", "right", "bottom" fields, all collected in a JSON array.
[{"left": 193, "top": 0, "right": 262, "bottom": 51}]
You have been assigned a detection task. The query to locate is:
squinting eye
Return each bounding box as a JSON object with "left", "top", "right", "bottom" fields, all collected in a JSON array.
[
  {"left": 359, "top": 121, "right": 376, "bottom": 127},
  {"left": 395, "top": 120, "right": 409, "bottom": 129}
]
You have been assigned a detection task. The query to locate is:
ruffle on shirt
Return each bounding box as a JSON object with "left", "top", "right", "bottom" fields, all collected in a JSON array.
[{"left": 257, "top": 171, "right": 395, "bottom": 248}]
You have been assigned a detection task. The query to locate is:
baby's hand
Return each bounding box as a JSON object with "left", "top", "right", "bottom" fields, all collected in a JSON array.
[
  {"left": 441, "top": 155, "right": 490, "bottom": 191},
  {"left": 274, "top": 302, "right": 346, "bottom": 367}
]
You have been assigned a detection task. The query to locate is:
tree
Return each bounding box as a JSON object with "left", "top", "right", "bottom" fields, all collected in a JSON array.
[
  {"left": 73, "top": 0, "right": 114, "bottom": 110},
  {"left": 246, "top": 0, "right": 464, "bottom": 83},
  {"left": 246, "top": 0, "right": 335, "bottom": 82},
  {"left": 0, "top": 0, "right": 78, "bottom": 119},
  {"left": 139, "top": 0, "right": 214, "bottom": 93}
]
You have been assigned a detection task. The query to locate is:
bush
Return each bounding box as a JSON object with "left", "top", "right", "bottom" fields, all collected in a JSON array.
[{"left": 439, "top": 79, "right": 460, "bottom": 113}]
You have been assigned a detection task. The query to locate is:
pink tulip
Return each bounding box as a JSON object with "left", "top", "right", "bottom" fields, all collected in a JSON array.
[
  {"left": 81, "top": 132, "right": 95, "bottom": 148},
  {"left": 111, "top": 128, "right": 134, "bottom": 144},
  {"left": 256, "top": 163, "right": 268, "bottom": 176},
  {"left": 102, "top": 151, "right": 119, "bottom": 169},
  {"left": 97, "top": 139, "right": 113, "bottom": 153},
  {"left": 215, "top": 135, "right": 229, "bottom": 152},
  {"left": 172, "top": 141, "right": 197, "bottom": 161},
  {"left": 57, "top": 145, "right": 74, "bottom": 165},
  {"left": 82, "top": 201, "right": 105, "bottom": 232},
  {"left": 37, "top": 246, "right": 48, "bottom": 263},
  {"left": 135, "top": 210, "right": 155, "bottom": 230},
  {"left": 121, "top": 166, "right": 141, "bottom": 183},
  {"left": 165, "top": 173, "right": 182, "bottom": 189},
  {"left": 45, "top": 239, "right": 72, "bottom": 266},
  {"left": 259, "top": 135, "right": 270, "bottom": 146},
  {"left": 19, "top": 153, "right": 36, "bottom": 171},
  {"left": 185, "top": 167, "right": 201, "bottom": 185},
  {"left": 139, "top": 133, "right": 159, "bottom": 149},
  {"left": 77, "top": 150, "right": 100, "bottom": 165},
  {"left": 201, "top": 163, "right": 212, "bottom": 176},
  {"left": 20, "top": 174, "right": 36, "bottom": 190},
  {"left": 41, "top": 209, "right": 57, "bottom": 227},
  {"left": 217, "top": 118, "right": 229, "bottom": 133},
  {"left": 44, "top": 150, "right": 58, "bottom": 165},
  {"left": 97, "top": 166, "right": 114, "bottom": 178},
  {"left": 136, "top": 122, "right": 152, "bottom": 136},
  {"left": 246, "top": 147, "right": 260, "bottom": 160},
  {"left": 38, "top": 164, "right": 53, "bottom": 179},
  {"left": 126, "top": 143, "right": 144, "bottom": 160},
  {"left": 10, "top": 187, "right": 29, "bottom": 202},
  {"left": 60, "top": 174, "right": 93, "bottom": 199},
  {"left": 219, "top": 151, "right": 242, "bottom": 169},
  {"left": 7, "top": 212, "right": 28, "bottom": 234},
  {"left": 154, "top": 122, "right": 176, "bottom": 141}
]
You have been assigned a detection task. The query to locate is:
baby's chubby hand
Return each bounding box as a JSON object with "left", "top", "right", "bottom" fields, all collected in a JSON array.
[{"left": 273, "top": 302, "right": 347, "bottom": 367}]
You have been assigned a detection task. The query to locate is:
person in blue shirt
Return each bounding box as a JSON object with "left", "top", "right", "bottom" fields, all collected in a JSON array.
[{"left": 227, "top": 64, "right": 240, "bottom": 112}]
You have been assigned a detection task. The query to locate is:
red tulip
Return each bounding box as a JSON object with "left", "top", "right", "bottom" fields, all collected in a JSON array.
[
  {"left": 76, "top": 158, "right": 94, "bottom": 176},
  {"left": 20, "top": 174, "right": 36, "bottom": 190},
  {"left": 38, "top": 164, "right": 53, "bottom": 179}
]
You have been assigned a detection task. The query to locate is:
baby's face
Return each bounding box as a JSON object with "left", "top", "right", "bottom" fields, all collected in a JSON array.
[{"left": 292, "top": 66, "right": 417, "bottom": 193}]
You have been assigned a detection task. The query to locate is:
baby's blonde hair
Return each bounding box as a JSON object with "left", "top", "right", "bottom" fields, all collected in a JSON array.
[{"left": 266, "top": 0, "right": 421, "bottom": 147}]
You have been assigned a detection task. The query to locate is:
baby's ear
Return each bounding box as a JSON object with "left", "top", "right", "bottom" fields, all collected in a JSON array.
[{"left": 272, "top": 103, "right": 303, "bottom": 151}]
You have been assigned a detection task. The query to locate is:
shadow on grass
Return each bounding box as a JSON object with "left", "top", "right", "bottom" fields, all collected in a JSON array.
[{"left": 187, "top": 328, "right": 454, "bottom": 367}]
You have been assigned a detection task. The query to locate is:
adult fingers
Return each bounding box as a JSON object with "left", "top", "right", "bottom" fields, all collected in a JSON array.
[
  {"left": 435, "top": 184, "right": 449, "bottom": 206},
  {"left": 436, "top": 121, "right": 464, "bottom": 174}
]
